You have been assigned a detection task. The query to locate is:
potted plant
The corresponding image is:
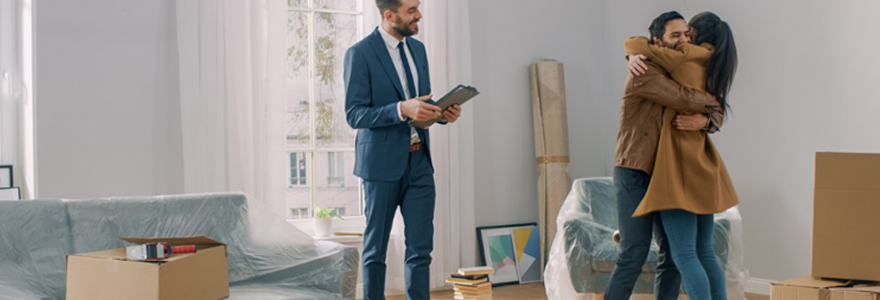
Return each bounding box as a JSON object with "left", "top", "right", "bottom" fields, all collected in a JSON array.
[{"left": 313, "top": 206, "right": 344, "bottom": 237}]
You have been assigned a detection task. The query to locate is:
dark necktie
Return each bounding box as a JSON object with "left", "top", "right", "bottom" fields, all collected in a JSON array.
[
  {"left": 398, "top": 41, "right": 416, "bottom": 99},
  {"left": 398, "top": 41, "right": 421, "bottom": 145}
]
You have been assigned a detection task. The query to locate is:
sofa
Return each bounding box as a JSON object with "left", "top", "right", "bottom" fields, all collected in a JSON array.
[
  {"left": 545, "top": 177, "right": 746, "bottom": 299},
  {"left": 0, "top": 192, "right": 359, "bottom": 300}
]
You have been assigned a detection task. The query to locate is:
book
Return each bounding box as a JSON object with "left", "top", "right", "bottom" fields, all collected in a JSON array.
[
  {"left": 445, "top": 277, "right": 489, "bottom": 286},
  {"left": 454, "top": 283, "right": 492, "bottom": 292},
  {"left": 455, "top": 266, "right": 495, "bottom": 277},
  {"left": 410, "top": 84, "right": 480, "bottom": 129},
  {"left": 450, "top": 273, "right": 488, "bottom": 280}
]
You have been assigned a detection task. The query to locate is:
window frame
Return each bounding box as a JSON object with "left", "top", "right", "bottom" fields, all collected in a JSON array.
[{"left": 286, "top": 0, "right": 366, "bottom": 221}]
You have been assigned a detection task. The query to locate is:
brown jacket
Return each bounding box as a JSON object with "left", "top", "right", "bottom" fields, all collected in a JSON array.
[
  {"left": 614, "top": 61, "right": 721, "bottom": 175},
  {"left": 623, "top": 37, "right": 739, "bottom": 216}
]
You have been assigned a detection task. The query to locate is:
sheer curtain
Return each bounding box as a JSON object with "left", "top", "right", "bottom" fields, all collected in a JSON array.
[
  {"left": 175, "top": 0, "right": 288, "bottom": 220},
  {"left": 177, "top": 0, "right": 476, "bottom": 293},
  {"left": 362, "top": 0, "right": 477, "bottom": 293}
]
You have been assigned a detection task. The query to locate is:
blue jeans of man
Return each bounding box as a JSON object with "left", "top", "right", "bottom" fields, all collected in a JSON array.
[
  {"left": 362, "top": 148, "right": 435, "bottom": 300},
  {"left": 660, "top": 209, "right": 727, "bottom": 300},
  {"left": 604, "top": 167, "right": 681, "bottom": 300}
]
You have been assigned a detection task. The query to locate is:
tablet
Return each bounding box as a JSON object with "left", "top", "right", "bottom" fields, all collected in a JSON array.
[{"left": 410, "top": 84, "right": 479, "bottom": 129}]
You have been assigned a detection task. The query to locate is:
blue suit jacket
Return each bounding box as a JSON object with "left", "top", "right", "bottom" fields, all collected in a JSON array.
[{"left": 344, "top": 28, "right": 435, "bottom": 182}]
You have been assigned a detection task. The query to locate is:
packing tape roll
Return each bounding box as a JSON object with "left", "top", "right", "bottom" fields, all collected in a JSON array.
[{"left": 536, "top": 156, "right": 570, "bottom": 164}]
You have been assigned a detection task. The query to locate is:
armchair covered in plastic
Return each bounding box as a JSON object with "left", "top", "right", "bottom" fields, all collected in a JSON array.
[
  {"left": 545, "top": 177, "right": 748, "bottom": 300},
  {"left": 0, "top": 193, "right": 359, "bottom": 300}
]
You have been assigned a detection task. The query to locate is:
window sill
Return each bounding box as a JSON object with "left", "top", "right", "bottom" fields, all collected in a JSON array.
[
  {"left": 313, "top": 235, "right": 363, "bottom": 244},
  {"left": 288, "top": 215, "right": 366, "bottom": 238}
]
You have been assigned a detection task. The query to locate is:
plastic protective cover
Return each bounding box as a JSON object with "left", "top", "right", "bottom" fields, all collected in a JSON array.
[
  {"left": 0, "top": 193, "right": 358, "bottom": 300},
  {"left": 544, "top": 177, "right": 748, "bottom": 300}
]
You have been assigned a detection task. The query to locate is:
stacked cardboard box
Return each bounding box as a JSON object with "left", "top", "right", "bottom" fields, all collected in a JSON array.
[
  {"left": 446, "top": 267, "right": 494, "bottom": 300},
  {"left": 771, "top": 153, "right": 880, "bottom": 300}
]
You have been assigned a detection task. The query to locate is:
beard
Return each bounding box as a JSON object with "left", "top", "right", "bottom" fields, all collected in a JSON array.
[
  {"left": 393, "top": 16, "right": 419, "bottom": 37},
  {"left": 660, "top": 39, "right": 681, "bottom": 49}
]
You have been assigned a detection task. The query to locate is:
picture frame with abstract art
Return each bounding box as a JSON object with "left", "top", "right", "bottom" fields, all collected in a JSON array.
[
  {"left": 510, "top": 225, "right": 542, "bottom": 283},
  {"left": 476, "top": 222, "right": 538, "bottom": 286}
]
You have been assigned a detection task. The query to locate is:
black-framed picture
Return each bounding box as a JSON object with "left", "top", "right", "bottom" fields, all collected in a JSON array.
[
  {"left": 0, "top": 165, "right": 12, "bottom": 188},
  {"left": 0, "top": 187, "right": 20, "bottom": 201},
  {"left": 476, "top": 222, "right": 540, "bottom": 286}
]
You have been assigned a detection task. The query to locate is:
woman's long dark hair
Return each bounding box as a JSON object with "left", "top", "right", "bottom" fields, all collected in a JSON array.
[{"left": 690, "top": 12, "right": 737, "bottom": 114}]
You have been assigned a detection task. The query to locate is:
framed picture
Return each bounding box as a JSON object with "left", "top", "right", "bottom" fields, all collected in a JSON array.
[
  {"left": 0, "top": 187, "right": 20, "bottom": 201},
  {"left": 0, "top": 165, "right": 12, "bottom": 188},
  {"left": 476, "top": 222, "right": 537, "bottom": 286},
  {"left": 510, "top": 225, "right": 542, "bottom": 283}
]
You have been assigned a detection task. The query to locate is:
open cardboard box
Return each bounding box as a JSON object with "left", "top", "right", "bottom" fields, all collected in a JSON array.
[{"left": 66, "top": 236, "right": 229, "bottom": 300}]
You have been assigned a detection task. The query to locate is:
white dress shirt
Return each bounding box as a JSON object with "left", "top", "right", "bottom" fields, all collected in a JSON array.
[{"left": 377, "top": 26, "right": 419, "bottom": 122}]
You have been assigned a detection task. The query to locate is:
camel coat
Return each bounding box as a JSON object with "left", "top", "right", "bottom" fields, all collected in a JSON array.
[{"left": 623, "top": 36, "right": 739, "bottom": 217}]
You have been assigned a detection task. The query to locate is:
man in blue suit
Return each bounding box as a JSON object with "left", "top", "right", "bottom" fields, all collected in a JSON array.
[{"left": 344, "top": 0, "right": 462, "bottom": 299}]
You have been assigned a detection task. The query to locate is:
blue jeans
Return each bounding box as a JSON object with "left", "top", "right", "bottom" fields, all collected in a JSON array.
[
  {"left": 660, "top": 210, "right": 727, "bottom": 300},
  {"left": 605, "top": 167, "right": 681, "bottom": 300}
]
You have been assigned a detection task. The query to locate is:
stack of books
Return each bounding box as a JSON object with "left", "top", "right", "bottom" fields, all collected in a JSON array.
[{"left": 445, "top": 266, "right": 495, "bottom": 300}]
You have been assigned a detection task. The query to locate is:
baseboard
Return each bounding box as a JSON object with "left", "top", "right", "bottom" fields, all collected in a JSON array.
[{"left": 744, "top": 277, "right": 774, "bottom": 296}]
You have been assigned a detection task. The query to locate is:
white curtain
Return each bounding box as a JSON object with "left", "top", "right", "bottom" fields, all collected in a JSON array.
[
  {"left": 362, "top": 0, "right": 477, "bottom": 293},
  {"left": 0, "top": 0, "right": 35, "bottom": 200},
  {"left": 175, "top": 0, "right": 288, "bottom": 219},
  {"left": 177, "top": 0, "right": 476, "bottom": 294}
]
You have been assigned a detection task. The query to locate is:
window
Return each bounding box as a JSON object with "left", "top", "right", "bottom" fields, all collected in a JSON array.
[
  {"left": 327, "top": 151, "right": 344, "bottom": 187},
  {"left": 290, "top": 152, "right": 308, "bottom": 186},
  {"left": 286, "top": 0, "right": 364, "bottom": 219},
  {"left": 329, "top": 206, "right": 346, "bottom": 216},
  {"left": 289, "top": 207, "right": 309, "bottom": 219}
]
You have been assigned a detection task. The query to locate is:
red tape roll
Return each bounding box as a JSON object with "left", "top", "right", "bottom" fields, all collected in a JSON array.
[{"left": 170, "top": 245, "right": 197, "bottom": 254}]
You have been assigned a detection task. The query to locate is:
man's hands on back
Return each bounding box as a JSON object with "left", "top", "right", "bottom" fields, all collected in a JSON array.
[{"left": 400, "top": 94, "right": 462, "bottom": 123}]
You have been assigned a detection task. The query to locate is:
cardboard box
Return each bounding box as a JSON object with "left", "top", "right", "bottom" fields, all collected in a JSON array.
[
  {"left": 831, "top": 285, "right": 880, "bottom": 300},
  {"left": 66, "top": 236, "right": 229, "bottom": 300},
  {"left": 812, "top": 152, "right": 880, "bottom": 282},
  {"left": 771, "top": 276, "right": 850, "bottom": 300}
]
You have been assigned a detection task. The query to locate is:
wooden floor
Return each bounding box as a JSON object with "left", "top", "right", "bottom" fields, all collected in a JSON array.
[{"left": 386, "top": 283, "right": 770, "bottom": 300}]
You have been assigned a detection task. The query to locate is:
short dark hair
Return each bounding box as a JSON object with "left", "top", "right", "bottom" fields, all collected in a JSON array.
[
  {"left": 649, "top": 11, "right": 684, "bottom": 42},
  {"left": 376, "top": 0, "right": 402, "bottom": 14}
]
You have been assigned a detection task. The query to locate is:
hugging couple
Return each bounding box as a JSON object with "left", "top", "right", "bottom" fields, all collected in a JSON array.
[{"left": 608, "top": 10, "right": 739, "bottom": 300}]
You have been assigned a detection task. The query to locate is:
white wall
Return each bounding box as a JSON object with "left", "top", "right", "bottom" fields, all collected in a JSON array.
[
  {"left": 35, "top": 0, "right": 183, "bottom": 199},
  {"left": 469, "top": 0, "right": 607, "bottom": 227}
]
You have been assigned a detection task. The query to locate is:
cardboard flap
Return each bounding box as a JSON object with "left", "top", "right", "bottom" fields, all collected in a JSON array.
[
  {"left": 774, "top": 276, "right": 850, "bottom": 289},
  {"left": 848, "top": 285, "right": 880, "bottom": 294},
  {"left": 72, "top": 248, "right": 129, "bottom": 260},
  {"left": 119, "top": 236, "right": 224, "bottom": 246},
  {"left": 816, "top": 152, "right": 880, "bottom": 191}
]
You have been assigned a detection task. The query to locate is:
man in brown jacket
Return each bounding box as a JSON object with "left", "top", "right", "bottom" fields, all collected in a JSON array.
[{"left": 604, "top": 11, "right": 723, "bottom": 300}]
